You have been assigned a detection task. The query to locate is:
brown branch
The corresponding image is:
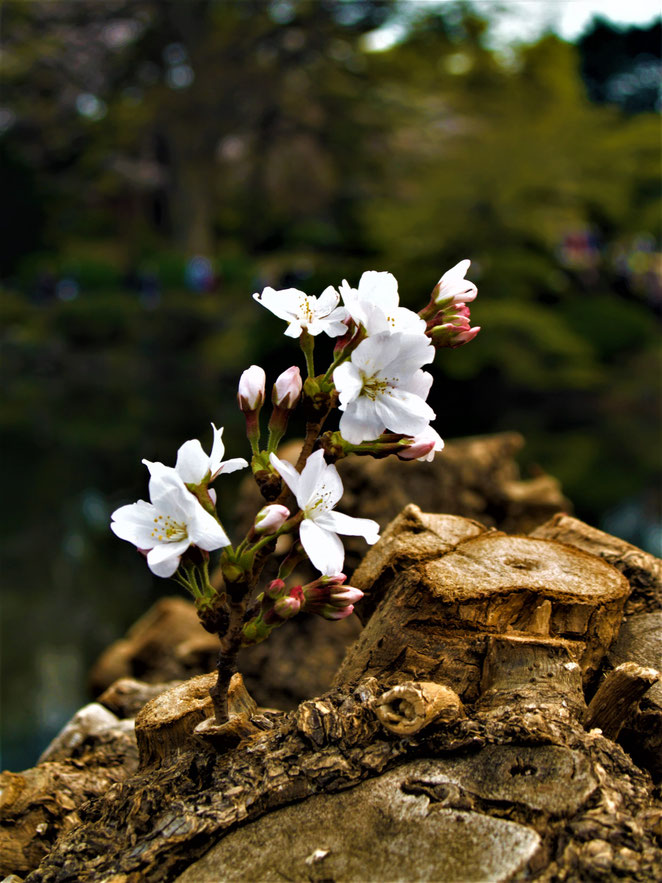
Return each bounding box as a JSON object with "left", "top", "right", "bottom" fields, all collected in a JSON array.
[{"left": 583, "top": 662, "right": 660, "bottom": 740}]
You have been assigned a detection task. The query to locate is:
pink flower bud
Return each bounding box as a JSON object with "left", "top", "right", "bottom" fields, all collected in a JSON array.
[
  {"left": 265, "top": 578, "right": 286, "bottom": 600},
  {"left": 254, "top": 504, "right": 290, "bottom": 534},
  {"left": 328, "top": 585, "right": 364, "bottom": 607},
  {"left": 433, "top": 260, "right": 477, "bottom": 308},
  {"left": 397, "top": 427, "right": 445, "bottom": 462},
  {"left": 272, "top": 366, "right": 302, "bottom": 409},
  {"left": 320, "top": 604, "right": 355, "bottom": 621},
  {"left": 272, "top": 594, "right": 301, "bottom": 619},
  {"left": 238, "top": 365, "right": 266, "bottom": 412}
]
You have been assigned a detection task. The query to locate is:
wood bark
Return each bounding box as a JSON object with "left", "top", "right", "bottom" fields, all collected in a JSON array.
[{"left": 4, "top": 508, "right": 661, "bottom": 882}]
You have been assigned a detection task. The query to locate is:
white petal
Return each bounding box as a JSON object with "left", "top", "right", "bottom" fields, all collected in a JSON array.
[
  {"left": 148, "top": 469, "right": 194, "bottom": 522},
  {"left": 358, "top": 271, "right": 399, "bottom": 313},
  {"left": 380, "top": 332, "right": 434, "bottom": 375},
  {"left": 440, "top": 259, "right": 471, "bottom": 284},
  {"left": 215, "top": 457, "right": 248, "bottom": 477},
  {"left": 209, "top": 424, "right": 226, "bottom": 475},
  {"left": 399, "top": 369, "right": 433, "bottom": 400},
  {"left": 175, "top": 439, "right": 210, "bottom": 484},
  {"left": 300, "top": 519, "right": 345, "bottom": 576},
  {"left": 338, "top": 398, "right": 385, "bottom": 444},
  {"left": 316, "top": 285, "right": 341, "bottom": 315},
  {"left": 253, "top": 287, "right": 308, "bottom": 323},
  {"left": 392, "top": 307, "right": 427, "bottom": 334},
  {"left": 298, "top": 449, "right": 328, "bottom": 509},
  {"left": 110, "top": 500, "right": 159, "bottom": 548},
  {"left": 375, "top": 390, "right": 434, "bottom": 437},
  {"left": 269, "top": 452, "right": 301, "bottom": 497},
  {"left": 333, "top": 361, "right": 363, "bottom": 406},
  {"left": 316, "top": 510, "right": 380, "bottom": 544},
  {"left": 147, "top": 539, "right": 190, "bottom": 578},
  {"left": 284, "top": 321, "right": 303, "bottom": 338},
  {"left": 348, "top": 332, "right": 392, "bottom": 375},
  {"left": 317, "top": 462, "right": 343, "bottom": 511},
  {"left": 187, "top": 505, "right": 230, "bottom": 550}
]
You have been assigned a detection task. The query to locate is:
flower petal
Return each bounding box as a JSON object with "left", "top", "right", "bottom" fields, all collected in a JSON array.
[
  {"left": 338, "top": 398, "right": 386, "bottom": 444},
  {"left": 300, "top": 519, "right": 345, "bottom": 576},
  {"left": 298, "top": 449, "right": 328, "bottom": 510},
  {"left": 187, "top": 505, "right": 231, "bottom": 550},
  {"left": 375, "top": 389, "right": 435, "bottom": 437},
  {"left": 357, "top": 271, "right": 399, "bottom": 313},
  {"left": 315, "top": 510, "right": 380, "bottom": 544},
  {"left": 215, "top": 457, "right": 248, "bottom": 477},
  {"left": 209, "top": 424, "right": 226, "bottom": 475},
  {"left": 333, "top": 361, "right": 363, "bottom": 406},
  {"left": 269, "top": 452, "right": 301, "bottom": 497},
  {"left": 146, "top": 539, "right": 190, "bottom": 578},
  {"left": 110, "top": 500, "right": 159, "bottom": 548},
  {"left": 316, "top": 285, "right": 341, "bottom": 315},
  {"left": 253, "top": 287, "right": 308, "bottom": 323},
  {"left": 175, "top": 439, "right": 210, "bottom": 484}
]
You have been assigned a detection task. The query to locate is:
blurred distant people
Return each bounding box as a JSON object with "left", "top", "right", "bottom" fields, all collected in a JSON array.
[
  {"left": 185, "top": 255, "right": 215, "bottom": 293},
  {"left": 32, "top": 268, "right": 56, "bottom": 304},
  {"left": 55, "top": 276, "right": 79, "bottom": 301},
  {"left": 124, "top": 262, "right": 162, "bottom": 308}
]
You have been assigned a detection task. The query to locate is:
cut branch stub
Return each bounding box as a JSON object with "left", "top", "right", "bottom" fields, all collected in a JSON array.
[
  {"left": 351, "top": 504, "right": 486, "bottom": 622},
  {"left": 479, "top": 634, "right": 585, "bottom": 713},
  {"left": 583, "top": 662, "right": 660, "bottom": 740},
  {"left": 374, "top": 681, "right": 464, "bottom": 735},
  {"left": 335, "top": 512, "right": 630, "bottom": 703},
  {"left": 135, "top": 672, "right": 257, "bottom": 767}
]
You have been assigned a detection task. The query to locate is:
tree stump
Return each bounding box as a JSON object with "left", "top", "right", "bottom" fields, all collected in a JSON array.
[{"left": 5, "top": 508, "right": 661, "bottom": 882}]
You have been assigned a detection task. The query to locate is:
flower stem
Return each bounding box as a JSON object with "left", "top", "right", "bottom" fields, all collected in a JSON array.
[{"left": 300, "top": 330, "right": 315, "bottom": 378}]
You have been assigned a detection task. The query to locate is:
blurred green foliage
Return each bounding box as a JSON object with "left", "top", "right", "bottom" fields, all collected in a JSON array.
[{"left": 0, "top": 0, "right": 660, "bottom": 769}]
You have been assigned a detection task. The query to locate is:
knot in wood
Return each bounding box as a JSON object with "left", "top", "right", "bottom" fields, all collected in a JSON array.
[{"left": 374, "top": 681, "right": 464, "bottom": 735}]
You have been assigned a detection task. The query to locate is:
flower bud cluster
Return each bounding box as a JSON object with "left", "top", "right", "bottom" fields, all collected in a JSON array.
[
  {"left": 301, "top": 573, "right": 364, "bottom": 621},
  {"left": 422, "top": 260, "right": 480, "bottom": 349}
]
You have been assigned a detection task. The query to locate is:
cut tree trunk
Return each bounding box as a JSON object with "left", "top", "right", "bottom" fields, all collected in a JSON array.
[{"left": 6, "top": 509, "right": 661, "bottom": 882}]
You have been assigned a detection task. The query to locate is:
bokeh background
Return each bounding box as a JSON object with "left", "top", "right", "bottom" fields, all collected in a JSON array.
[{"left": 1, "top": 0, "right": 660, "bottom": 771}]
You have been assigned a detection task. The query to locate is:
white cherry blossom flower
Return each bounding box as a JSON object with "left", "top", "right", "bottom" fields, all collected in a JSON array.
[
  {"left": 111, "top": 469, "right": 230, "bottom": 577},
  {"left": 144, "top": 424, "right": 248, "bottom": 486},
  {"left": 433, "top": 260, "right": 477, "bottom": 307},
  {"left": 269, "top": 449, "right": 379, "bottom": 575},
  {"left": 339, "top": 271, "right": 426, "bottom": 336},
  {"left": 253, "top": 285, "right": 348, "bottom": 338},
  {"left": 333, "top": 331, "right": 435, "bottom": 444}
]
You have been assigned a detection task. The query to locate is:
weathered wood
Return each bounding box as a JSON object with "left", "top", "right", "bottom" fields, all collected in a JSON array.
[
  {"left": 478, "top": 634, "right": 585, "bottom": 715},
  {"left": 335, "top": 516, "right": 630, "bottom": 698},
  {"left": 135, "top": 672, "right": 258, "bottom": 769},
  {"left": 11, "top": 508, "right": 662, "bottom": 882},
  {"left": 374, "top": 681, "right": 464, "bottom": 735},
  {"left": 584, "top": 662, "right": 660, "bottom": 740},
  {"left": 0, "top": 702, "right": 139, "bottom": 877},
  {"left": 531, "top": 512, "right": 661, "bottom": 614},
  {"left": 608, "top": 611, "right": 662, "bottom": 780}
]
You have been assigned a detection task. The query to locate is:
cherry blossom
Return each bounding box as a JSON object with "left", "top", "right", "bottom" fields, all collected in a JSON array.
[
  {"left": 253, "top": 285, "right": 348, "bottom": 338},
  {"left": 333, "top": 331, "right": 435, "bottom": 444},
  {"left": 339, "top": 271, "right": 426, "bottom": 336},
  {"left": 144, "top": 424, "right": 248, "bottom": 486},
  {"left": 433, "top": 260, "right": 477, "bottom": 308},
  {"left": 269, "top": 449, "right": 379, "bottom": 575},
  {"left": 111, "top": 469, "right": 230, "bottom": 578}
]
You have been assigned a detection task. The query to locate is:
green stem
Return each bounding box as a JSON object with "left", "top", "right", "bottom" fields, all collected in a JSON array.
[{"left": 300, "top": 330, "right": 315, "bottom": 378}]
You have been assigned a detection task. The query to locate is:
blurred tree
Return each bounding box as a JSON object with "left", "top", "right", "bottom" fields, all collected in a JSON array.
[
  {"left": 1, "top": 0, "right": 395, "bottom": 261},
  {"left": 577, "top": 17, "right": 661, "bottom": 113}
]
